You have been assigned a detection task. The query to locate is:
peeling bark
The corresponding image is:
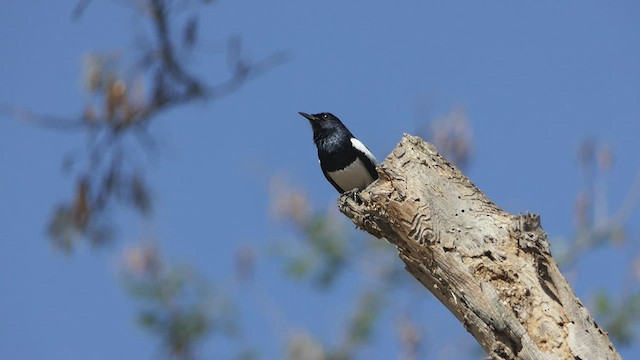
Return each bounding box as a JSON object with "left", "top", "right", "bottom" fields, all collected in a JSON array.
[{"left": 338, "top": 134, "right": 620, "bottom": 360}]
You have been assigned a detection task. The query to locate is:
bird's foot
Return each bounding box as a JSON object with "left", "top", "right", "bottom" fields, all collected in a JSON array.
[{"left": 343, "top": 189, "right": 363, "bottom": 205}]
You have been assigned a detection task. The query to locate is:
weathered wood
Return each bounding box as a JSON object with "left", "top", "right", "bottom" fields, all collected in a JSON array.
[{"left": 338, "top": 134, "right": 620, "bottom": 360}]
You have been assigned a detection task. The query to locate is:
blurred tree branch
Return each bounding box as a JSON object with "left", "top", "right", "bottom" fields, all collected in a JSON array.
[
  {"left": 561, "top": 139, "right": 640, "bottom": 345},
  {"left": 338, "top": 134, "right": 621, "bottom": 359},
  {"left": 6, "top": 0, "right": 287, "bottom": 251}
]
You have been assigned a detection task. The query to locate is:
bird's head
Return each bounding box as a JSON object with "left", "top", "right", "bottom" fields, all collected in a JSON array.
[{"left": 299, "top": 112, "right": 346, "bottom": 134}]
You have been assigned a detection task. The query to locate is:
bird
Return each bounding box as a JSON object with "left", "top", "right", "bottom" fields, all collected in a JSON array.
[{"left": 299, "top": 112, "right": 378, "bottom": 193}]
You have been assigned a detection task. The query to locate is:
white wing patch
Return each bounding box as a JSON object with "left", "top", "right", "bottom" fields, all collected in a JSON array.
[
  {"left": 325, "top": 137, "right": 377, "bottom": 192},
  {"left": 350, "top": 138, "right": 377, "bottom": 164},
  {"left": 326, "top": 157, "right": 375, "bottom": 192}
]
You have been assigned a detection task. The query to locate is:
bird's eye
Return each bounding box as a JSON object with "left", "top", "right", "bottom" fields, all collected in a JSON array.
[{"left": 322, "top": 114, "right": 329, "bottom": 119}]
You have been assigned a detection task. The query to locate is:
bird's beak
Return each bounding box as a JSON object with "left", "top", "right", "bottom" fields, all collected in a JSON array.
[{"left": 298, "top": 112, "right": 316, "bottom": 122}]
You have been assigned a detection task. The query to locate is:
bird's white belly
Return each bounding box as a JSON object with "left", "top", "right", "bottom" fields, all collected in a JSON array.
[{"left": 327, "top": 157, "right": 375, "bottom": 192}]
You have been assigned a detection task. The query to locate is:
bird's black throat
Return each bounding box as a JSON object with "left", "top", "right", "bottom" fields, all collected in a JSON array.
[{"left": 315, "top": 130, "right": 358, "bottom": 172}]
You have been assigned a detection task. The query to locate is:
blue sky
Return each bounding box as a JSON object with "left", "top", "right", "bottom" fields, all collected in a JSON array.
[{"left": 2, "top": 1, "right": 640, "bottom": 359}]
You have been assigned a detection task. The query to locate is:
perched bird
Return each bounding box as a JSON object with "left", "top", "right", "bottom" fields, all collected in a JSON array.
[{"left": 299, "top": 112, "right": 378, "bottom": 193}]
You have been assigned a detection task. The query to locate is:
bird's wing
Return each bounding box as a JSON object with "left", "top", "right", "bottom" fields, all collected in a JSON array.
[{"left": 350, "top": 137, "right": 378, "bottom": 179}]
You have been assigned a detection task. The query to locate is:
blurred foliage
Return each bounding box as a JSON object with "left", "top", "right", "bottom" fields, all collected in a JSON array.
[
  {"left": 287, "top": 332, "right": 326, "bottom": 360},
  {"left": 594, "top": 291, "right": 640, "bottom": 346},
  {"left": 550, "top": 138, "right": 640, "bottom": 346},
  {"left": 270, "top": 174, "right": 427, "bottom": 358},
  {"left": 270, "top": 175, "right": 346, "bottom": 288},
  {"left": 328, "top": 291, "right": 383, "bottom": 360},
  {"left": 284, "top": 291, "right": 384, "bottom": 360},
  {"left": 281, "top": 211, "right": 349, "bottom": 288},
  {"left": 416, "top": 105, "right": 473, "bottom": 171},
  {"left": 270, "top": 176, "right": 405, "bottom": 289},
  {"left": 555, "top": 139, "right": 627, "bottom": 264},
  {"left": 11, "top": 0, "right": 282, "bottom": 359},
  {"left": 120, "top": 243, "right": 238, "bottom": 360},
  {"left": 13, "top": 0, "right": 286, "bottom": 252}
]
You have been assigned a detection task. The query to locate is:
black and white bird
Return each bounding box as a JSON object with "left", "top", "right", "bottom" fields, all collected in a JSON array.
[{"left": 299, "top": 112, "right": 378, "bottom": 193}]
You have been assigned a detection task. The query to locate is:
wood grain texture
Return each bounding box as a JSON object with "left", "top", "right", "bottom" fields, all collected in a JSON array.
[{"left": 339, "top": 134, "right": 620, "bottom": 360}]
